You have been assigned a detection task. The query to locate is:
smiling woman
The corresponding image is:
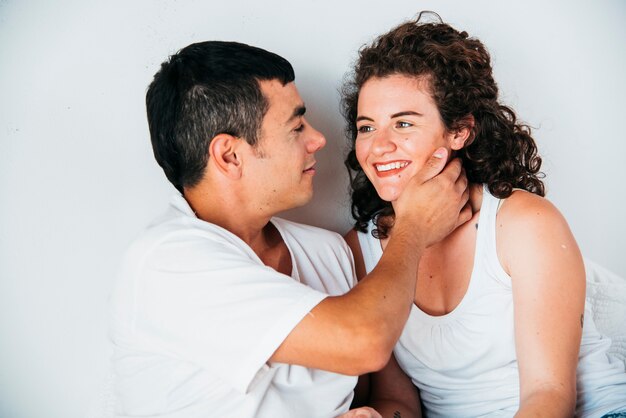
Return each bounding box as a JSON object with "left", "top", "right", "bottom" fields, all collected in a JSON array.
[
  {"left": 354, "top": 75, "right": 469, "bottom": 202},
  {"left": 342, "top": 12, "right": 626, "bottom": 418}
]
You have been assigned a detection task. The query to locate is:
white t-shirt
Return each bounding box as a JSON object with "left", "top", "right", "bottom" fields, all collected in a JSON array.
[{"left": 110, "top": 194, "right": 358, "bottom": 418}]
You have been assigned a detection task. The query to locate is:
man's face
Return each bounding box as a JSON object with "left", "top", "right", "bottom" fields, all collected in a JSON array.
[{"left": 242, "top": 80, "right": 326, "bottom": 214}]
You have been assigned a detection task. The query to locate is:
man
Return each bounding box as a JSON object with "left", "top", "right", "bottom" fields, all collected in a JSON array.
[{"left": 110, "top": 41, "right": 469, "bottom": 417}]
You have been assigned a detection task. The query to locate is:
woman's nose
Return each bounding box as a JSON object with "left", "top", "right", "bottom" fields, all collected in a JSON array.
[{"left": 371, "top": 130, "right": 397, "bottom": 155}]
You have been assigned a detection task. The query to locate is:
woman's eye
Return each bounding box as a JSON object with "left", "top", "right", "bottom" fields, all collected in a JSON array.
[
  {"left": 396, "top": 121, "right": 412, "bottom": 128},
  {"left": 294, "top": 124, "right": 304, "bottom": 133},
  {"left": 357, "top": 125, "right": 374, "bottom": 134}
]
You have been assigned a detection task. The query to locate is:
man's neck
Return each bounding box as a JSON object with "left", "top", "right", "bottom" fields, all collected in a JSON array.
[
  {"left": 192, "top": 198, "right": 291, "bottom": 274},
  {"left": 183, "top": 184, "right": 288, "bottom": 261},
  {"left": 181, "top": 173, "right": 294, "bottom": 274}
]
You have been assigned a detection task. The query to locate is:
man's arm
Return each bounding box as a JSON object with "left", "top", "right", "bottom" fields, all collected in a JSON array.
[
  {"left": 345, "top": 224, "right": 422, "bottom": 418},
  {"left": 271, "top": 149, "right": 470, "bottom": 375}
]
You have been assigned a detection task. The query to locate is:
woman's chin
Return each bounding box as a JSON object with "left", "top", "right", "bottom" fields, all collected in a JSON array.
[{"left": 377, "top": 188, "right": 402, "bottom": 203}]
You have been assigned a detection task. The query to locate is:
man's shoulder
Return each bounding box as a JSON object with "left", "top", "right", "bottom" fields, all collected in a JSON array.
[
  {"left": 272, "top": 217, "right": 354, "bottom": 264},
  {"left": 138, "top": 208, "right": 212, "bottom": 245},
  {"left": 272, "top": 217, "right": 346, "bottom": 247},
  {"left": 125, "top": 205, "right": 248, "bottom": 267},
  {"left": 272, "top": 218, "right": 357, "bottom": 291}
]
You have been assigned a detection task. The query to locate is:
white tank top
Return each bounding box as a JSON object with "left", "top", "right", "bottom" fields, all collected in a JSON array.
[{"left": 357, "top": 186, "right": 626, "bottom": 417}]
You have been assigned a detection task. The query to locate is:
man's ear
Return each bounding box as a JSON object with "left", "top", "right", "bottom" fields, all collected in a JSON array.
[
  {"left": 208, "top": 134, "right": 243, "bottom": 179},
  {"left": 449, "top": 114, "right": 476, "bottom": 151}
]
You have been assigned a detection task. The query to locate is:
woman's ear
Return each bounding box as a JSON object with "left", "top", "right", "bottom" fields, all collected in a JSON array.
[
  {"left": 449, "top": 114, "right": 476, "bottom": 150},
  {"left": 208, "top": 134, "right": 243, "bottom": 179}
]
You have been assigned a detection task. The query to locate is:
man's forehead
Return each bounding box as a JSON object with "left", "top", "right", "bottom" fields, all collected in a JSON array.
[{"left": 259, "top": 79, "right": 305, "bottom": 123}]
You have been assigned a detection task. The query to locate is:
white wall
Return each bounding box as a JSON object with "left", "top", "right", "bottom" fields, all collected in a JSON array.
[{"left": 1, "top": 1, "right": 624, "bottom": 417}]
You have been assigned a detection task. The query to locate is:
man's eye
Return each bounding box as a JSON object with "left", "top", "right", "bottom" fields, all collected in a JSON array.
[
  {"left": 294, "top": 124, "right": 304, "bottom": 133},
  {"left": 357, "top": 125, "right": 374, "bottom": 134}
]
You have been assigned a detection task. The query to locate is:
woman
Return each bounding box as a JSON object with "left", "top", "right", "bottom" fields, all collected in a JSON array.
[{"left": 343, "top": 13, "right": 626, "bottom": 418}]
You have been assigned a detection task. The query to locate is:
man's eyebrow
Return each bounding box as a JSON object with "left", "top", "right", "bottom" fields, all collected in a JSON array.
[{"left": 287, "top": 105, "right": 306, "bottom": 123}]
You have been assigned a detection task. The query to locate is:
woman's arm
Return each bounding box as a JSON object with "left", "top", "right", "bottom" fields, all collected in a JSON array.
[
  {"left": 497, "top": 191, "right": 585, "bottom": 417},
  {"left": 344, "top": 230, "right": 422, "bottom": 418},
  {"left": 368, "top": 355, "right": 422, "bottom": 418}
]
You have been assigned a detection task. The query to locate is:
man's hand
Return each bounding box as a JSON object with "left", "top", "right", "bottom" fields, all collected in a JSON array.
[
  {"left": 393, "top": 148, "right": 470, "bottom": 247},
  {"left": 337, "top": 407, "right": 383, "bottom": 418},
  {"left": 270, "top": 153, "right": 470, "bottom": 376}
]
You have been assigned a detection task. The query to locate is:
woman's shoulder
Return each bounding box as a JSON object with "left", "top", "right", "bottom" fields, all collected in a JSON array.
[
  {"left": 494, "top": 189, "right": 581, "bottom": 276},
  {"left": 344, "top": 228, "right": 368, "bottom": 281},
  {"left": 343, "top": 228, "right": 361, "bottom": 252},
  {"left": 497, "top": 189, "right": 564, "bottom": 228}
]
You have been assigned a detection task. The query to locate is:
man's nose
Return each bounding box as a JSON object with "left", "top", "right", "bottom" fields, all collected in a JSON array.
[{"left": 306, "top": 125, "right": 326, "bottom": 153}]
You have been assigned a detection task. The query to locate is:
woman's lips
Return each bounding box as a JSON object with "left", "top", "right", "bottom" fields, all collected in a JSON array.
[{"left": 373, "top": 161, "right": 410, "bottom": 177}]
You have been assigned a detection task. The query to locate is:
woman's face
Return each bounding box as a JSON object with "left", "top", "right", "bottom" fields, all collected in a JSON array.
[{"left": 355, "top": 74, "right": 464, "bottom": 202}]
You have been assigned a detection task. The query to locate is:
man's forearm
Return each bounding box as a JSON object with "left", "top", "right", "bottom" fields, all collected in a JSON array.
[
  {"left": 298, "top": 226, "right": 427, "bottom": 375},
  {"left": 349, "top": 223, "right": 425, "bottom": 350}
]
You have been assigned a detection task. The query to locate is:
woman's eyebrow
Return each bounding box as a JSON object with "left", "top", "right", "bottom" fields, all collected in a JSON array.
[
  {"left": 356, "top": 111, "right": 423, "bottom": 123},
  {"left": 391, "top": 111, "right": 423, "bottom": 118}
]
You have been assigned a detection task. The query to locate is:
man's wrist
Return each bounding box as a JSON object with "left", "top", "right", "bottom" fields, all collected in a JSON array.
[{"left": 388, "top": 220, "right": 427, "bottom": 254}]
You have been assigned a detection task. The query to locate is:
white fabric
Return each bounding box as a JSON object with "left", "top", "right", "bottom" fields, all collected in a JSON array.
[
  {"left": 357, "top": 186, "right": 626, "bottom": 418},
  {"left": 584, "top": 259, "right": 626, "bottom": 367},
  {"left": 110, "top": 193, "right": 358, "bottom": 418}
]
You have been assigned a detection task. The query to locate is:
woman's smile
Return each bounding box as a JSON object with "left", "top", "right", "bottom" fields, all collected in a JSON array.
[{"left": 374, "top": 160, "right": 411, "bottom": 177}]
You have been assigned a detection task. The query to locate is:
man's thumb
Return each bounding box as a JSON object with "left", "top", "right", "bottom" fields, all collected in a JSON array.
[{"left": 416, "top": 147, "right": 448, "bottom": 182}]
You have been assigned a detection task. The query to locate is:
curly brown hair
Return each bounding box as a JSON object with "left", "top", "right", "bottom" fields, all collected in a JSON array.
[{"left": 343, "top": 13, "right": 545, "bottom": 237}]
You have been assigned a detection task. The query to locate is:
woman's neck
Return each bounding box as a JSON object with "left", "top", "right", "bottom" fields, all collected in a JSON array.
[
  {"left": 467, "top": 183, "right": 483, "bottom": 214},
  {"left": 384, "top": 183, "right": 483, "bottom": 245}
]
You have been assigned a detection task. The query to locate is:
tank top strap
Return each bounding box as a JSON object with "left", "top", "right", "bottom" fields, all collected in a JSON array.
[
  {"left": 478, "top": 184, "right": 513, "bottom": 287},
  {"left": 356, "top": 220, "right": 383, "bottom": 274}
]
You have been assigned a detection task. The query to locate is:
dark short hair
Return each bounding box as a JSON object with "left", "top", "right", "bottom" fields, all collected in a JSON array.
[
  {"left": 342, "top": 12, "right": 545, "bottom": 237},
  {"left": 146, "top": 41, "right": 295, "bottom": 192}
]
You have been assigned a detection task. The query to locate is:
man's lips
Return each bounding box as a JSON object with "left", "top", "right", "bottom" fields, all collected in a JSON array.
[
  {"left": 303, "top": 162, "right": 316, "bottom": 174},
  {"left": 373, "top": 160, "right": 410, "bottom": 177}
]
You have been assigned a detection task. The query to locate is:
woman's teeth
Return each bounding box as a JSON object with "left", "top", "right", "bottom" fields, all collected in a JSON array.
[{"left": 375, "top": 161, "right": 409, "bottom": 172}]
